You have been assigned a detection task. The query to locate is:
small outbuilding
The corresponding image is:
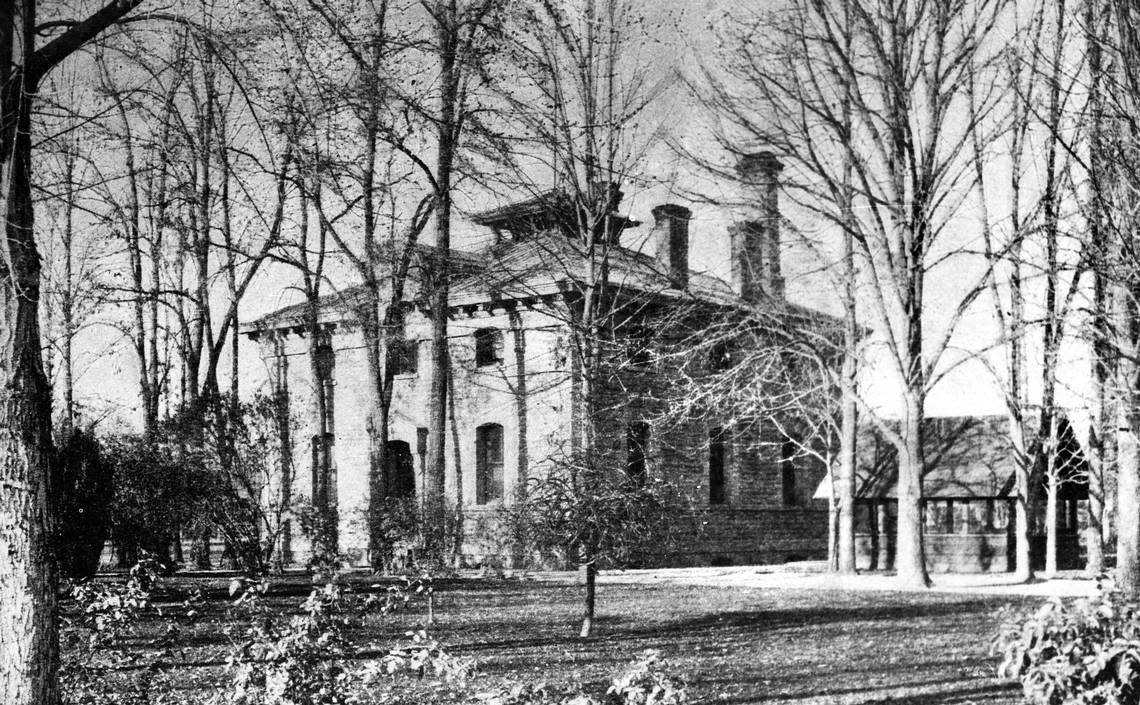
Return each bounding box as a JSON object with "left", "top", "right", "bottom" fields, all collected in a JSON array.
[{"left": 816, "top": 415, "right": 1090, "bottom": 573}]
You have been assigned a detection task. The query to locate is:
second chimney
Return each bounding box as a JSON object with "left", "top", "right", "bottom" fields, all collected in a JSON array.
[
  {"left": 733, "top": 152, "right": 784, "bottom": 300},
  {"left": 651, "top": 203, "right": 692, "bottom": 290}
]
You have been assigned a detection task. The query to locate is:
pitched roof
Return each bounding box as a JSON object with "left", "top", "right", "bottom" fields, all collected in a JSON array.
[
  {"left": 243, "top": 243, "right": 483, "bottom": 331},
  {"left": 815, "top": 414, "right": 1090, "bottom": 500}
]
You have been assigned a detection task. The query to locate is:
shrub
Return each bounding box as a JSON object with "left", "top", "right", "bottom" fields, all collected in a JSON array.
[
  {"left": 220, "top": 582, "right": 353, "bottom": 705},
  {"left": 67, "top": 559, "right": 162, "bottom": 648},
  {"left": 61, "top": 560, "right": 172, "bottom": 705},
  {"left": 994, "top": 577, "right": 1140, "bottom": 705},
  {"left": 55, "top": 427, "right": 114, "bottom": 580},
  {"left": 362, "top": 497, "right": 465, "bottom": 574},
  {"left": 217, "top": 577, "right": 470, "bottom": 705}
]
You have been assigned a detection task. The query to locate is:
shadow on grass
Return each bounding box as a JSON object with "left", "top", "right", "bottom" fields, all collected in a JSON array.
[{"left": 448, "top": 598, "right": 1012, "bottom": 654}]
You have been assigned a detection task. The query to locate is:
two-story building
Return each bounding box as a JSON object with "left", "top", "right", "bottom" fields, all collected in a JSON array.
[{"left": 245, "top": 155, "right": 836, "bottom": 569}]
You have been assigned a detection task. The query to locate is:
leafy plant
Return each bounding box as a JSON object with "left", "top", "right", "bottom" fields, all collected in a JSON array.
[
  {"left": 217, "top": 578, "right": 468, "bottom": 705},
  {"left": 994, "top": 576, "right": 1140, "bottom": 704},
  {"left": 61, "top": 560, "right": 173, "bottom": 705},
  {"left": 220, "top": 581, "right": 353, "bottom": 705},
  {"left": 68, "top": 559, "right": 161, "bottom": 648}
]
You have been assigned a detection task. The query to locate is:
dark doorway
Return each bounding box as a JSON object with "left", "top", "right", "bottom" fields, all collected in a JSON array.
[{"left": 387, "top": 441, "right": 415, "bottom": 498}]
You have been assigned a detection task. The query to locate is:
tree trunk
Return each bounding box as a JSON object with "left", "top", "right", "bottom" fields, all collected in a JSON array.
[
  {"left": 1044, "top": 470, "right": 1059, "bottom": 577},
  {"left": 836, "top": 350, "right": 857, "bottom": 574},
  {"left": 876, "top": 502, "right": 890, "bottom": 570},
  {"left": 424, "top": 1, "right": 459, "bottom": 555},
  {"left": 1085, "top": 0, "right": 1108, "bottom": 575},
  {"left": 447, "top": 367, "right": 463, "bottom": 566},
  {"left": 827, "top": 490, "right": 839, "bottom": 571},
  {"left": 0, "top": 61, "right": 59, "bottom": 705},
  {"left": 1117, "top": 416, "right": 1140, "bottom": 596},
  {"left": 360, "top": 304, "right": 392, "bottom": 569},
  {"left": 272, "top": 336, "right": 293, "bottom": 568},
  {"left": 895, "top": 394, "right": 929, "bottom": 586}
]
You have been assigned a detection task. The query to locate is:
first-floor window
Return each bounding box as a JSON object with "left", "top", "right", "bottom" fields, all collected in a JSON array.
[
  {"left": 386, "top": 440, "right": 415, "bottom": 498},
  {"left": 780, "top": 439, "right": 797, "bottom": 506},
  {"left": 475, "top": 423, "right": 504, "bottom": 504},
  {"left": 924, "top": 500, "right": 952, "bottom": 533},
  {"left": 709, "top": 427, "right": 726, "bottom": 504},
  {"left": 627, "top": 422, "right": 649, "bottom": 483}
]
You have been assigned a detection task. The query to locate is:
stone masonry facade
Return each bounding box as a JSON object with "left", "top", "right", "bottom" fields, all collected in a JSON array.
[{"left": 245, "top": 156, "right": 832, "bottom": 569}]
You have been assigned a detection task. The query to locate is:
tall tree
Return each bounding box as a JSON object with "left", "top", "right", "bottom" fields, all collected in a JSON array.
[
  {"left": 487, "top": 0, "right": 669, "bottom": 634},
  {"left": 0, "top": 3, "right": 149, "bottom": 702},
  {"left": 1084, "top": 0, "right": 1111, "bottom": 576},
  {"left": 1100, "top": 0, "right": 1140, "bottom": 596},
  {"left": 970, "top": 0, "right": 1088, "bottom": 581},
  {"left": 694, "top": 0, "right": 1007, "bottom": 586},
  {"left": 266, "top": 0, "right": 499, "bottom": 564}
]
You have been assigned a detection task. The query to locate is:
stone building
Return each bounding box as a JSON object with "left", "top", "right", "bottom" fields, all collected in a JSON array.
[{"left": 245, "top": 156, "right": 836, "bottom": 568}]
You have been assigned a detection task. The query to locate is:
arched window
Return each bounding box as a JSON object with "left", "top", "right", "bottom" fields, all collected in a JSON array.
[
  {"left": 475, "top": 424, "right": 504, "bottom": 504},
  {"left": 474, "top": 328, "right": 503, "bottom": 367},
  {"left": 386, "top": 441, "right": 415, "bottom": 498}
]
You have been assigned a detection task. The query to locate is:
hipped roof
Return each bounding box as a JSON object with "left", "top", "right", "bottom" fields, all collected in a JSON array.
[{"left": 244, "top": 194, "right": 816, "bottom": 334}]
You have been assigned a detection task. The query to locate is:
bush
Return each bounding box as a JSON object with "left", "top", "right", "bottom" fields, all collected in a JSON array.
[
  {"left": 994, "top": 577, "right": 1140, "bottom": 705},
  {"left": 55, "top": 427, "right": 114, "bottom": 579},
  {"left": 361, "top": 496, "right": 465, "bottom": 574},
  {"left": 61, "top": 560, "right": 175, "bottom": 705},
  {"left": 217, "top": 577, "right": 470, "bottom": 705}
]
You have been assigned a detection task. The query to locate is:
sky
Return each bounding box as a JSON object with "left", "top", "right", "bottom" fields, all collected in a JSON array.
[{"left": 60, "top": 0, "right": 1097, "bottom": 433}]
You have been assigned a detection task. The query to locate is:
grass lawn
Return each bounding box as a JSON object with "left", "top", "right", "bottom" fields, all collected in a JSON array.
[{"left": 62, "top": 575, "right": 1036, "bottom": 704}]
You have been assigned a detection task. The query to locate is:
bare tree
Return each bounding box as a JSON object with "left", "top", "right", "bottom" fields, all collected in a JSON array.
[
  {"left": 36, "top": 71, "right": 111, "bottom": 432},
  {"left": 1084, "top": 0, "right": 1111, "bottom": 576},
  {"left": 478, "top": 0, "right": 675, "bottom": 634},
  {"left": 691, "top": 0, "right": 1006, "bottom": 586},
  {"left": 1093, "top": 0, "right": 1140, "bottom": 596},
  {"left": 970, "top": 0, "right": 1089, "bottom": 581},
  {"left": 262, "top": 0, "right": 501, "bottom": 565},
  {"left": 0, "top": 3, "right": 152, "bottom": 702}
]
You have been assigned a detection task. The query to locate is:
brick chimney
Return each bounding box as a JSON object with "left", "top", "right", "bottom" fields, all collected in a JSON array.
[
  {"left": 650, "top": 204, "right": 692, "bottom": 289},
  {"left": 731, "top": 152, "right": 784, "bottom": 300}
]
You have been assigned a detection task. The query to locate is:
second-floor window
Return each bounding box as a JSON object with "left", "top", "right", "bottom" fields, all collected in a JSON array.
[
  {"left": 389, "top": 338, "right": 418, "bottom": 376},
  {"left": 475, "top": 328, "right": 503, "bottom": 367},
  {"left": 624, "top": 326, "right": 654, "bottom": 368}
]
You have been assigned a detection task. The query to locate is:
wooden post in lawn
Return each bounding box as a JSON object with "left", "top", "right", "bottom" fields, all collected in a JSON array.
[{"left": 580, "top": 561, "right": 596, "bottom": 638}]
